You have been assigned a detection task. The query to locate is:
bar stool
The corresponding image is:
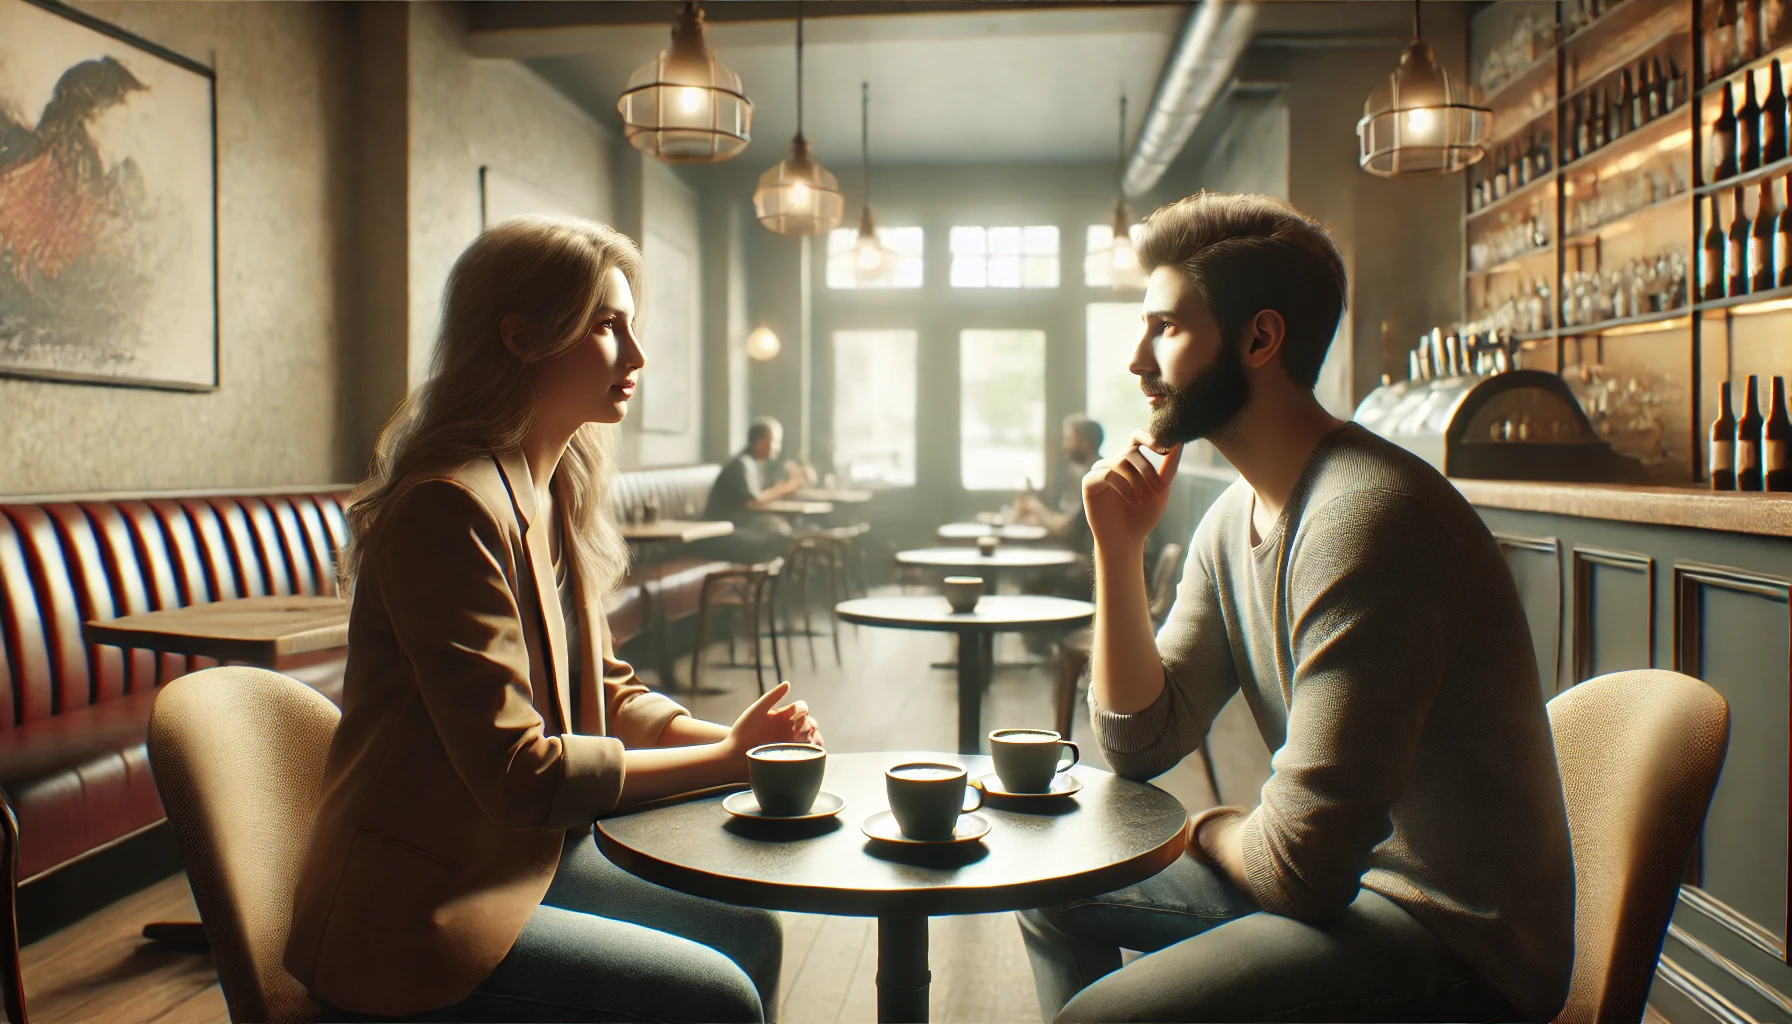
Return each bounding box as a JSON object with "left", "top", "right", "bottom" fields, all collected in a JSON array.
[{"left": 690, "top": 557, "right": 784, "bottom": 695}]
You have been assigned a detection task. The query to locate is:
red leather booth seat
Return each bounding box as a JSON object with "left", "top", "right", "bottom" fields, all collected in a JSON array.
[{"left": 0, "top": 490, "right": 353, "bottom": 886}]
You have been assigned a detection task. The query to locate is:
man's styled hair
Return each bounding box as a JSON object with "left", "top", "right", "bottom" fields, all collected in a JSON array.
[
  {"left": 746, "top": 416, "right": 781, "bottom": 447},
  {"left": 1135, "top": 192, "right": 1348, "bottom": 388},
  {"left": 1064, "top": 413, "right": 1103, "bottom": 454}
]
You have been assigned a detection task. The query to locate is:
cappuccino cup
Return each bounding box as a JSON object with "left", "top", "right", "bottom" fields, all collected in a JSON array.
[
  {"left": 885, "top": 761, "right": 983, "bottom": 839},
  {"left": 747, "top": 743, "right": 826, "bottom": 816},
  {"left": 976, "top": 535, "right": 1000, "bottom": 556},
  {"left": 989, "top": 729, "right": 1080, "bottom": 793},
  {"left": 943, "top": 576, "right": 983, "bottom": 614}
]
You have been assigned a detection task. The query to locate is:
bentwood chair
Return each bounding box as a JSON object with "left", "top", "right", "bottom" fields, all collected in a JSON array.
[
  {"left": 148, "top": 667, "right": 338, "bottom": 1024},
  {"left": 1547, "top": 669, "right": 1730, "bottom": 1024},
  {"left": 690, "top": 557, "right": 784, "bottom": 695}
]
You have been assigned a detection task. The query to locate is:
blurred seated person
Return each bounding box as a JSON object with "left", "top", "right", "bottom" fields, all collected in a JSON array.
[
  {"left": 701, "top": 416, "right": 816, "bottom": 564},
  {"left": 1014, "top": 414, "right": 1102, "bottom": 557}
]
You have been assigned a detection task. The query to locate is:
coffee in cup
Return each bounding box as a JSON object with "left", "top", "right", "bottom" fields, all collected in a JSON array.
[
  {"left": 747, "top": 742, "right": 826, "bottom": 816},
  {"left": 977, "top": 535, "right": 1000, "bottom": 556},
  {"left": 943, "top": 576, "right": 983, "bottom": 614},
  {"left": 989, "top": 729, "right": 1080, "bottom": 793},
  {"left": 885, "top": 761, "right": 983, "bottom": 839}
]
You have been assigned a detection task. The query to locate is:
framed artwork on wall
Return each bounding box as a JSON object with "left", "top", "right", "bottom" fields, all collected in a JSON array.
[{"left": 0, "top": 0, "right": 218, "bottom": 391}]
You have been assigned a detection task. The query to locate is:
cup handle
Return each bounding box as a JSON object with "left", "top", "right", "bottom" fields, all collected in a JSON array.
[
  {"left": 962, "top": 785, "right": 984, "bottom": 813},
  {"left": 1056, "top": 741, "right": 1081, "bottom": 774}
]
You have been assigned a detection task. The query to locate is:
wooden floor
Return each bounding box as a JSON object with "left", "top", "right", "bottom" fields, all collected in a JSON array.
[{"left": 27, "top": 585, "right": 1273, "bottom": 1024}]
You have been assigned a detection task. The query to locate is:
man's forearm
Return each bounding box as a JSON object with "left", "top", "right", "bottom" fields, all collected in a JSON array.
[{"left": 1090, "top": 540, "right": 1166, "bottom": 715}]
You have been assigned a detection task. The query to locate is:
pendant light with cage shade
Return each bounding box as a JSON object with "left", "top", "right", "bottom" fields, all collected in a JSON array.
[
  {"left": 616, "top": 1, "right": 753, "bottom": 165},
  {"left": 1356, "top": 0, "right": 1490, "bottom": 177},
  {"left": 1104, "top": 93, "right": 1147, "bottom": 292},
  {"left": 850, "top": 81, "right": 896, "bottom": 283},
  {"left": 745, "top": 323, "right": 781, "bottom": 361},
  {"left": 754, "top": 8, "right": 845, "bottom": 236}
]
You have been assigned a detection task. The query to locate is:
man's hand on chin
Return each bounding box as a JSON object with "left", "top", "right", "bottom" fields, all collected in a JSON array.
[{"left": 1186, "top": 805, "right": 1252, "bottom": 892}]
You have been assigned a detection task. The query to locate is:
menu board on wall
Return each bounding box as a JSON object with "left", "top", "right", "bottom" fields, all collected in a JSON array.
[{"left": 639, "top": 230, "right": 694, "bottom": 435}]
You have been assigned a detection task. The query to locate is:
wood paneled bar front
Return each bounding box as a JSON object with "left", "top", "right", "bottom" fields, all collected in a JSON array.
[{"left": 1462, "top": 478, "right": 1792, "bottom": 1023}]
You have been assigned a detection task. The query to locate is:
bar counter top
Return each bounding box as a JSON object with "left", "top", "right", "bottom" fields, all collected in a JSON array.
[{"left": 1449, "top": 478, "right": 1792, "bottom": 538}]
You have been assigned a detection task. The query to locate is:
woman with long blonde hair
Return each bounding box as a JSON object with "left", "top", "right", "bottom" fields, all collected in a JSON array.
[{"left": 286, "top": 216, "right": 819, "bottom": 1022}]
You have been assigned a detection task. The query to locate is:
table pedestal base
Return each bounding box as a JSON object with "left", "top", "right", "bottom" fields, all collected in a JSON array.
[
  {"left": 955, "top": 633, "right": 987, "bottom": 755},
  {"left": 877, "top": 915, "right": 930, "bottom": 1023}
]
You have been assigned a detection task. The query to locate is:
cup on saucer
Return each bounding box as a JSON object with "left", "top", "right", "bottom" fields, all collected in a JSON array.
[
  {"left": 747, "top": 742, "right": 826, "bottom": 817},
  {"left": 989, "top": 728, "right": 1079, "bottom": 794},
  {"left": 885, "top": 761, "right": 983, "bottom": 840}
]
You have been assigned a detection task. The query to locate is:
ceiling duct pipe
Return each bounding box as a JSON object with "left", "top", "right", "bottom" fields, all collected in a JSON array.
[{"left": 1123, "top": 0, "right": 1259, "bottom": 196}]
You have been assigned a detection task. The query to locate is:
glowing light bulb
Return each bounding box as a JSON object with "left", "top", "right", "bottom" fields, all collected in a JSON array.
[
  {"left": 789, "top": 180, "right": 812, "bottom": 207},
  {"left": 678, "top": 86, "right": 705, "bottom": 114},
  {"left": 1405, "top": 107, "right": 1435, "bottom": 133},
  {"left": 856, "top": 240, "right": 882, "bottom": 271},
  {"left": 746, "top": 325, "right": 781, "bottom": 360}
]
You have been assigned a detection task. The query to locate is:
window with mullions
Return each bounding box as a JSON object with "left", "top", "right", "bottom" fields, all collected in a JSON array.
[
  {"left": 960, "top": 329, "right": 1047, "bottom": 490},
  {"left": 833, "top": 330, "right": 918, "bottom": 486},
  {"left": 825, "top": 227, "right": 925, "bottom": 289},
  {"left": 949, "top": 226, "right": 1060, "bottom": 289}
]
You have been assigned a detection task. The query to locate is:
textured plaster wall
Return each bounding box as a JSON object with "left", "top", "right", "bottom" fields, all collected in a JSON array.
[
  {"left": 1, "top": 2, "right": 357, "bottom": 495},
  {"left": 405, "top": 2, "right": 615, "bottom": 391}
]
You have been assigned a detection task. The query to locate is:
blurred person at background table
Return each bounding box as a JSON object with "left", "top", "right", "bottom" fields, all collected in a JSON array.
[
  {"left": 1016, "top": 192, "right": 1571, "bottom": 1023},
  {"left": 700, "top": 415, "right": 816, "bottom": 564},
  {"left": 1013, "top": 413, "right": 1102, "bottom": 558},
  {"left": 286, "top": 216, "right": 821, "bottom": 1023}
]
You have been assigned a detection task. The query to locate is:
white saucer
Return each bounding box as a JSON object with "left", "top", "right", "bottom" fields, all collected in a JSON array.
[
  {"left": 860, "top": 809, "right": 992, "bottom": 845},
  {"left": 973, "top": 772, "right": 1084, "bottom": 799},
  {"left": 722, "top": 789, "right": 846, "bottom": 821}
]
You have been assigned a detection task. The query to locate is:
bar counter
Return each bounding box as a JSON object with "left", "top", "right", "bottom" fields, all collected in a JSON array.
[{"left": 1450, "top": 478, "right": 1792, "bottom": 538}]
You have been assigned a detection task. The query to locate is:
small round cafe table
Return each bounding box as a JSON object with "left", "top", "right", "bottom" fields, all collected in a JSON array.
[
  {"left": 937, "top": 522, "right": 1050, "bottom": 544},
  {"left": 595, "top": 751, "right": 1187, "bottom": 1024},
  {"left": 835, "top": 595, "right": 1092, "bottom": 754},
  {"left": 896, "top": 546, "right": 1076, "bottom": 591}
]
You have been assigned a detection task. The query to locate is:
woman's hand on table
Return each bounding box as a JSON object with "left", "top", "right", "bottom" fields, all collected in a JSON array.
[{"left": 723, "top": 682, "right": 824, "bottom": 764}]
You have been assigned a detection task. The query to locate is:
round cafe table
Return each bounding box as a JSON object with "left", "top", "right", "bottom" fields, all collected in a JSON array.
[
  {"left": 595, "top": 751, "right": 1188, "bottom": 1024},
  {"left": 937, "top": 522, "right": 1050, "bottom": 544},
  {"left": 836, "top": 595, "right": 1092, "bottom": 754},
  {"left": 896, "top": 546, "right": 1076, "bottom": 589}
]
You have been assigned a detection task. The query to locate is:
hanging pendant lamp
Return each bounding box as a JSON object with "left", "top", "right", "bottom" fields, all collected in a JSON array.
[
  {"left": 617, "top": 0, "right": 752, "bottom": 165},
  {"left": 1357, "top": 0, "right": 1490, "bottom": 177},
  {"left": 851, "top": 81, "right": 896, "bottom": 283},
  {"left": 1105, "top": 93, "right": 1146, "bottom": 292},
  {"left": 754, "top": 7, "right": 845, "bottom": 236},
  {"left": 746, "top": 323, "right": 782, "bottom": 361}
]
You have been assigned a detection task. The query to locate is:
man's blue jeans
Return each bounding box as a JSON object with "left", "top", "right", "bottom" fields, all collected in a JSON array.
[{"left": 1018, "top": 854, "right": 1523, "bottom": 1023}]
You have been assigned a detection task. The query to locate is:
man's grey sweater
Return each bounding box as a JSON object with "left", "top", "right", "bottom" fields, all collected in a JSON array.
[{"left": 1092, "top": 424, "right": 1573, "bottom": 1021}]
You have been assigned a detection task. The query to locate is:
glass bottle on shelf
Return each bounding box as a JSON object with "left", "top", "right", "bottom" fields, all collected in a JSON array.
[
  {"left": 1711, "top": 0, "right": 1739, "bottom": 83},
  {"left": 1593, "top": 89, "right": 1610, "bottom": 151},
  {"left": 1606, "top": 82, "right": 1623, "bottom": 143},
  {"left": 1619, "top": 69, "right": 1636, "bottom": 136},
  {"left": 1765, "top": 60, "right": 1788, "bottom": 165},
  {"left": 1778, "top": 175, "right": 1792, "bottom": 286},
  {"left": 1714, "top": 83, "right": 1741, "bottom": 184},
  {"left": 1741, "top": 71, "right": 1764, "bottom": 173},
  {"left": 1576, "top": 95, "right": 1593, "bottom": 159},
  {"left": 1713, "top": 380, "right": 1738, "bottom": 490},
  {"left": 1740, "top": 374, "right": 1766, "bottom": 491},
  {"left": 1740, "top": 0, "right": 1761, "bottom": 65},
  {"left": 1755, "top": 179, "right": 1778, "bottom": 291},
  {"left": 1705, "top": 194, "right": 1729, "bottom": 300},
  {"left": 1767, "top": 377, "right": 1792, "bottom": 491},
  {"left": 1731, "top": 186, "right": 1753, "bottom": 296}
]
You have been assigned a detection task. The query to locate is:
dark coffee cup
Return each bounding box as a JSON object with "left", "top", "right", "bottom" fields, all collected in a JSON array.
[
  {"left": 989, "top": 729, "right": 1080, "bottom": 793},
  {"left": 885, "top": 761, "right": 983, "bottom": 839},
  {"left": 977, "top": 535, "right": 1000, "bottom": 556},
  {"left": 943, "top": 576, "right": 982, "bottom": 614},
  {"left": 747, "top": 743, "right": 826, "bottom": 816}
]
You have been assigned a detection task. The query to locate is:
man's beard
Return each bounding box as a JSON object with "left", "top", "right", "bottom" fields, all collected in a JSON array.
[{"left": 1141, "top": 337, "right": 1251, "bottom": 446}]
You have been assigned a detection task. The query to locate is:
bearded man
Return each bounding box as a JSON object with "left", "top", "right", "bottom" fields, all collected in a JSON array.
[{"left": 1016, "top": 193, "right": 1573, "bottom": 1023}]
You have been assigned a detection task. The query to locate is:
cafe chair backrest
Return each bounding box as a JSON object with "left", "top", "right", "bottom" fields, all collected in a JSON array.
[
  {"left": 148, "top": 667, "right": 339, "bottom": 1024},
  {"left": 1147, "top": 543, "right": 1184, "bottom": 626},
  {"left": 1547, "top": 669, "right": 1729, "bottom": 1024}
]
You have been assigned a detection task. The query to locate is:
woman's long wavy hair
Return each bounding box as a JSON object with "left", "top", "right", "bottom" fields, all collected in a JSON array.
[{"left": 338, "top": 215, "right": 641, "bottom": 598}]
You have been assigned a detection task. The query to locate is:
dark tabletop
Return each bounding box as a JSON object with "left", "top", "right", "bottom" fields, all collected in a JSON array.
[
  {"left": 595, "top": 752, "right": 1188, "bottom": 917},
  {"left": 834, "top": 595, "right": 1093, "bottom": 632},
  {"left": 896, "top": 546, "right": 1077, "bottom": 569}
]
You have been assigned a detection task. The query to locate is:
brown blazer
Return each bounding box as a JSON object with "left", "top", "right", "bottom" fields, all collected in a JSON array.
[{"left": 284, "top": 450, "right": 688, "bottom": 1016}]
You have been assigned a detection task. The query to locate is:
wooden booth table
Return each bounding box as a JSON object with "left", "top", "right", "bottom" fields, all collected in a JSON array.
[
  {"left": 757, "top": 499, "right": 836, "bottom": 518},
  {"left": 82, "top": 594, "right": 349, "bottom": 668},
  {"left": 596, "top": 751, "right": 1186, "bottom": 1024},
  {"left": 796, "top": 487, "right": 874, "bottom": 505},
  {"left": 618, "top": 519, "right": 735, "bottom": 545},
  {"left": 936, "top": 522, "right": 1050, "bottom": 544},
  {"left": 835, "top": 595, "right": 1092, "bottom": 753}
]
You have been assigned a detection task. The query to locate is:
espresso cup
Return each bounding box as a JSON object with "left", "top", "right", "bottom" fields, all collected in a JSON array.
[
  {"left": 747, "top": 742, "right": 826, "bottom": 816},
  {"left": 943, "top": 576, "right": 983, "bottom": 614},
  {"left": 885, "top": 761, "right": 983, "bottom": 839},
  {"left": 989, "top": 729, "right": 1080, "bottom": 793},
  {"left": 976, "top": 535, "right": 1000, "bottom": 556}
]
